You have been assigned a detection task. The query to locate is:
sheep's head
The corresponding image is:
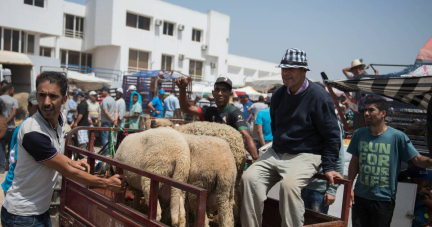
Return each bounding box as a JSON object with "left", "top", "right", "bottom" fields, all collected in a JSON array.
[{"left": 149, "top": 118, "right": 174, "bottom": 129}]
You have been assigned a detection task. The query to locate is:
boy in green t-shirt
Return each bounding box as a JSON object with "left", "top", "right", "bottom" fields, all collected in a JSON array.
[{"left": 125, "top": 94, "right": 142, "bottom": 129}]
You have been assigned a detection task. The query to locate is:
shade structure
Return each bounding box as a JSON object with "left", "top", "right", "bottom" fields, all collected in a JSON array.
[
  {"left": 234, "top": 86, "right": 265, "bottom": 100},
  {"left": 0, "top": 50, "right": 33, "bottom": 66},
  {"left": 67, "top": 71, "right": 112, "bottom": 91},
  {"left": 324, "top": 76, "right": 432, "bottom": 109}
]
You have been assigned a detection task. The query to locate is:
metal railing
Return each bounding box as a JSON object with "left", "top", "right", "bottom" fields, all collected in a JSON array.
[
  {"left": 61, "top": 127, "right": 208, "bottom": 226},
  {"left": 64, "top": 29, "right": 84, "bottom": 39}
]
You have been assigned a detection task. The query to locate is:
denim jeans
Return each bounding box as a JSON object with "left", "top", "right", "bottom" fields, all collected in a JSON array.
[
  {"left": 1, "top": 206, "right": 51, "bottom": 227},
  {"left": 101, "top": 122, "right": 113, "bottom": 155},
  {"left": 301, "top": 188, "right": 329, "bottom": 214}
]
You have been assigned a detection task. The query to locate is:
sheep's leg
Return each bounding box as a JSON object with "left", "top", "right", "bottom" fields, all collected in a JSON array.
[
  {"left": 178, "top": 195, "right": 186, "bottom": 227},
  {"left": 132, "top": 189, "right": 143, "bottom": 210},
  {"left": 216, "top": 179, "right": 235, "bottom": 227},
  {"left": 170, "top": 187, "right": 184, "bottom": 227}
]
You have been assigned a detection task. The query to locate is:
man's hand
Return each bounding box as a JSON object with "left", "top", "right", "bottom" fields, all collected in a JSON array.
[
  {"left": 155, "top": 110, "right": 161, "bottom": 115},
  {"left": 73, "top": 123, "right": 78, "bottom": 128},
  {"left": 324, "top": 193, "right": 336, "bottom": 206},
  {"left": 113, "top": 119, "right": 118, "bottom": 127},
  {"left": 175, "top": 75, "right": 192, "bottom": 90},
  {"left": 106, "top": 174, "right": 127, "bottom": 193},
  {"left": 69, "top": 159, "right": 90, "bottom": 173},
  {"left": 350, "top": 189, "right": 355, "bottom": 207},
  {"left": 325, "top": 171, "right": 342, "bottom": 185}
]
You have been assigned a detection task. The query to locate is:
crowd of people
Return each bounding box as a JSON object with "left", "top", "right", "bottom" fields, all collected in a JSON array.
[{"left": 1, "top": 48, "right": 432, "bottom": 227}]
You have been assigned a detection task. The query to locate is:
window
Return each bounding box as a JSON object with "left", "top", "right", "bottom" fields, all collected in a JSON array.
[
  {"left": 60, "top": 49, "right": 92, "bottom": 68},
  {"left": 128, "top": 49, "right": 149, "bottom": 72},
  {"left": 161, "top": 55, "right": 172, "bottom": 71},
  {"left": 192, "top": 29, "right": 201, "bottom": 42},
  {"left": 163, "top": 22, "right": 174, "bottom": 36},
  {"left": 24, "top": 0, "right": 44, "bottom": 8},
  {"left": 189, "top": 60, "right": 203, "bottom": 80},
  {"left": 27, "top": 34, "right": 34, "bottom": 54},
  {"left": 3, "top": 29, "right": 11, "bottom": 51},
  {"left": 64, "top": 14, "right": 84, "bottom": 39},
  {"left": 11, "top": 30, "right": 19, "bottom": 52},
  {"left": 40, "top": 47, "right": 52, "bottom": 57},
  {"left": 126, "top": 12, "right": 150, "bottom": 31},
  {"left": 21, "top": 31, "right": 25, "bottom": 53}
]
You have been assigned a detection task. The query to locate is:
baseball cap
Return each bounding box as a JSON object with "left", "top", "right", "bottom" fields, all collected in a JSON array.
[
  {"left": 27, "top": 90, "right": 38, "bottom": 105},
  {"left": 116, "top": 88, "right": 123, "bottom": 94},
  {"left": 407, "top": 166, "right": 432, "bottom": 181},
  {"left": 240, "top": 94, "right": 249, "bottom": 99},
  {"left": 215, "top": 77, "right": 232, "bottom": 90},
  {"left": 203, "top": 93, "right": 209, "bottom": 98},
  {"left": 89, "top": 91, "right": 97, "bottom": 96},
  {"left": 99, "top": 86, "right": 110, "bottom": 92},
  {"left": 159, "top": 89, "right": 165, "bottom": 95},
  {"left": 127, "top": 85, "right": 137, "bottom": 92},
  {"left": 76, "top": 92, "right": 85, "bottom": 98}
]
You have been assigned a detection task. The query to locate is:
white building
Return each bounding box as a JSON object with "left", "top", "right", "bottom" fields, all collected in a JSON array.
[{"left": 0, "top": 0, "right": 279, "bottom": 92}]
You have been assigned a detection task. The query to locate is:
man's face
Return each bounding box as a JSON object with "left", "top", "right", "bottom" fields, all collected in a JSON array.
[
  {"left": 116, "top": 91, "right": 122, "bottom": 99},
  {"left": 212, "top": 83, "right": 232, "bottom": 107},
  {"left": 37, "top": 81, "right": 67, "bottom": 122},
  {"left": 90, "top": 94, "right": 96, "bottom": 102},
  {"left": 364, "top": 103, "right": 386, "bottom": 126},
  {"left": 351, "top": 66, "right": 364, "bottom": 76},
  {"left": 158, "top": 93, "right": 164, "bottom": 100},
  {"left": 281, "top": 68, "right": 306, "bottom": 89},
  {"left": 128, "top": 90, "right": 134, "bottom": 95},
  {"left": 102, "top": 90, "right": 108, "bottom": 96},
  {"left": 132, "top": 95, "right": 138, "bottom": 103}
]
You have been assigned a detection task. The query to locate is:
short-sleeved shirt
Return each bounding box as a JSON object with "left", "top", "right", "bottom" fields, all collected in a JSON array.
[
  {"left": 101, "top": 96, "right": 116, "bottom": 123},
  {"left": 164, "top": 94, "right": 180, "bottom": 118},
  {"left": 243, "top": 101, "right": 253, "bottom": 121},
  {"left": 151, "top": 97, "right": 164, "bottom": 117},
  {"left": 116, "top": 98, "right": 126, "bottom": 121},
  {"left": 0, "top": 95, "right": 19, "bottom": 127},
  {"left": 198, "top": 104, "right": 247, "bottom": 131},
  {"left": 347, "top": 126, "right": 418, "bottom": 201},
  {"left": 77, "top": 100, "right": 90, "bottom": 126},
  {"left": 129, "top": 102, "right": 142, "bottom": 129},
  {"left": 255, "top": 107, "right": 272, "bottom": 141},
  {"left": 87, "top": 100, "right": 100, "bottom": 119},
  {"left": 250, "top": 102, "right": 268, "bottom": 121},
  {"left": 67, "top": 98, "right": 77, "bottom": 123},
  {"left": 3, "top": 111, "right": 65, "bottom": 215}
]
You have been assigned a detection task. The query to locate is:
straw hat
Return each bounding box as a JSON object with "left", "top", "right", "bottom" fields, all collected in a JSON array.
[{"left": 350, "top": 59, "right": 365, "bottom": 70}]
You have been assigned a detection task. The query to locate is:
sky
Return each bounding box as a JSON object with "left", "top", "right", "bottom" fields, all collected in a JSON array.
[{"left": 68, "top": 0, "right": 432, "bottom": 82}]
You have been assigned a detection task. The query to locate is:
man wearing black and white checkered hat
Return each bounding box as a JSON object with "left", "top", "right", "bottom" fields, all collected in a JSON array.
[{"left": 241, "top": 48, "right": 342, "bottom": 227}]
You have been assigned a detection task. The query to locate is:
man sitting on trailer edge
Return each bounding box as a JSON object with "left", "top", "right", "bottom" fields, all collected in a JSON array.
[
  {"left": 348, "top": 98, "right": 432, "bottom": 227},
  {"left": 175, "top": 76, "right": 259, "bottom": 160},
  {"left": 1, "top": 71, "right": 126, "bottom": 227}
]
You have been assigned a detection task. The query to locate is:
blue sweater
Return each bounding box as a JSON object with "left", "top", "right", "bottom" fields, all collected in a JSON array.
[{"left": 270, "top": 82, "right": 340, "bottom": 173}]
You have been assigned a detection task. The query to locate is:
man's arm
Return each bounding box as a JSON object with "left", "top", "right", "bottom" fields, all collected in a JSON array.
[
  {"left": 43, "top": 153, "right": 125, "bottom": 193},
  {"left": 342, "top": 67, "right": 352, "bottom": 78},
  {"left": 114, "top": 108, "right": 118, "bottom": 126},
  {"left": 256, "top": 124, "right": 265, "bottom": 146},
  {"left": 348, "top": 156, "right": 359, "bottom": 205},
  {"left": 6, "top": 108, "right": 17, "bottom": 124},
  {"left": 410, "top": 154, "right": 432, "bottom": 168},
  {"left": 175, "top": 76, "right": 201, "bottom": 116},
  {"left": 74, "top": 114, "right": 83, "bottom": 127},
  {"left": 239, "top": 129, "right": 259, "bottom": 160}
]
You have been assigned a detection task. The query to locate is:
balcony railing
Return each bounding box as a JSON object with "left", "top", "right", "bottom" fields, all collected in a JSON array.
[{"left": 64, "top": 29, "right": 84, "bottom": 39}]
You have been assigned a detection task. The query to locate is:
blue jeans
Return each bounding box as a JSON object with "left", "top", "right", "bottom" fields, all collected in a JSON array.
[
  {"left": 101, "top": 122, "right": 113, "bottom": 154},
  {"left": 301, "top": 188, "right": 329, "bottom": 214},
  {"left": 1, "top": 206, "right": 51, "bottom": 227}
]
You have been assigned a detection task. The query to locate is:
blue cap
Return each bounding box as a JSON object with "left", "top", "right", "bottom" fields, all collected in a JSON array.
[
  {"left": 407, "top": 166, "right": 432, "bottom": 181},
  {"left": 159, "top": 89, "right": 165, "bottom": 95}
]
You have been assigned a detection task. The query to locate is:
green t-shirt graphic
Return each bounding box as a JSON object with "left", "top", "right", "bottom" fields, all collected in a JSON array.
[{"left": 347, "top": 127, "right": 418, "bottom": 201}]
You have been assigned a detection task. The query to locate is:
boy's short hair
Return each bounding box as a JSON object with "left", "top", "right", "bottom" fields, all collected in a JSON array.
[{"left": 365, "top": 98, "right": 388, "bottom": 115}]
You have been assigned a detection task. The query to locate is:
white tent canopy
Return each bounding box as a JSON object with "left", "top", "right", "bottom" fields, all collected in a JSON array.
[
  {"left": 67, "top": 71, "right": 111, "bottom": 91},
  {"left": 234, "top": 86, "right": 265, "bottom": 100},
  {"left": 245, "top": 75, "right": 283, "bottom": 92}
]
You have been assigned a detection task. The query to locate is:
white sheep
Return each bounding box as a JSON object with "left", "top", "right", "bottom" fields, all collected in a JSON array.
[
  {"left": 182, "top": 134, "right": 236, "bottom": 227},
  {"left": 177, "top": 122, "right": 247, "bottom": 222},
  {"left": 114, "top": 127, "right": 190, "bottom": 227}
]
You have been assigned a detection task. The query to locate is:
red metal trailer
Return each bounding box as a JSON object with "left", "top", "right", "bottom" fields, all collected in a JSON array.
[{"left": 59, "top": 127, "right": 353, "bottom": 227}]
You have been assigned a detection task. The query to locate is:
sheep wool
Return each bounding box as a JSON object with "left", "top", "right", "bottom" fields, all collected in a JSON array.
[
  {"left": 114, "top": 127, "right": 190, "bottom": 227},
  {"left": 182, "top": 134, "right": 236, "bottom": 227},
  {"left": 177, "top": 121, "right": 246, "bottom": 222}
]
